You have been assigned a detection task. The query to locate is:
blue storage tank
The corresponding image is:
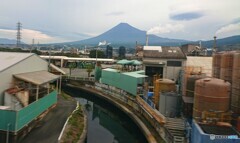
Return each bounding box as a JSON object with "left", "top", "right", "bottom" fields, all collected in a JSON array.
[{"left": 191, "top": 120, "right": 240, "bottom": 143}]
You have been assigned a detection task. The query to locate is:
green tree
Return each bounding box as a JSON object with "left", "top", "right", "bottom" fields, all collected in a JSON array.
[
  {"left": 68, "top": 62, "right": 77, "bottom": 76},
  {"left": 89, "top": 49, "right": 105, "bottom": 58},
  {"left": 86, "top": 64, "right": 93, "bottom": 77}
]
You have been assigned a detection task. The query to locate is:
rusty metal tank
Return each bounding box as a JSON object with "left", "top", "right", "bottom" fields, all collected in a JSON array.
[
  {"left": 154, "top": 79, "right": 176, "bottom": 109},
  {"left": 193, "top": 78, "right": 231, "bottom": 118},
  {"left": 212, "top": 52, "right": 223, "bottom": 78},
  {"left": 182, "top": 66, "right": 203, "bottom": 96},
  {"left": 220, "top": 52, "right": 234, "bottom": 83},
  {"left": 231, "top": 52, "right": 240, "bottom": 113},
  {"left": 186, "top": 74, "right": 206, "bottom": 97}
]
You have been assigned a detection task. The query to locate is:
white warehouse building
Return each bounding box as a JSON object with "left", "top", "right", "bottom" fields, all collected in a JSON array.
[
  {"left": 0, "top": 52, "right": 59, "bottom": 105},
  {"left": 0, "top": 52, "right": 61, "bottom": 141}
]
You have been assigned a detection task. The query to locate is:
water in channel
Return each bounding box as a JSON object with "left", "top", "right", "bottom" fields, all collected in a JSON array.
[{"left": 64, "top": 87, "right": 148, "bottom": 143}]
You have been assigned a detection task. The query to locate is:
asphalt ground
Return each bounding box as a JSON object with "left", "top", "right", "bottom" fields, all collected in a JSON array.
[{"left": 20, "top": 95, "right": 76, "bottom": 143}]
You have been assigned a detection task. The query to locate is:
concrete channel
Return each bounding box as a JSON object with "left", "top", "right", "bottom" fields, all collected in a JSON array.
[{"left": 65, "top": 83, "right": 161, "bottom": 143}]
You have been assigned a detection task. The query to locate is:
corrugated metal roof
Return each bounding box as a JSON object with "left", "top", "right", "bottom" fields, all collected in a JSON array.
[
  {"left": 40, "top": 56, "right": 116, "bottom": 62},
  {"left": 103, "top": 68, "right": 147, "bottom": 78},
  {"left": 186, "top": 56, "right": 212, "bottom": 76},
  {"left": 0, "top": 52, "right": 34, "bottom": 72},
  {"left": 117, "top": 59, "right": 133, "bottom": 65},
  {"left": 144, "top": 46, "right": 162, "bottom": 52},
  {"left": 103, "top": 68, "right": 118, "bottom": 72},
  {"left": 13, "top": 70, "right": 59, "bottom": 85},
  {"left": 143, "top": 46, "right": 186, "bottom": 59},
  {"left": 123, "top": 70, "right": 148, "bottom": 78}
]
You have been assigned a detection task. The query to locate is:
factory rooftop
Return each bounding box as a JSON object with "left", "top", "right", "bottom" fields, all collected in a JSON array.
[
  {"left": 143, "top": 46, "right": 186, "bottom": 59},
  {"left": 0, "top": 52, "right": 34, "bottom": 72}
]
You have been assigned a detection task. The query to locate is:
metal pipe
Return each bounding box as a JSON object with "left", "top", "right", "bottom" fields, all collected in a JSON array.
[
  {"left": 6, "top": 123, "right": 11, "bottom": 143},
  {"left": 36, "top": 85, "right": 39, "bottom": 100},
  {"left": 59, "top": 74, "right": 62, "bottom": 94},
  {"left": 146, "top": 33, "right": 149, "bottom": 46}
]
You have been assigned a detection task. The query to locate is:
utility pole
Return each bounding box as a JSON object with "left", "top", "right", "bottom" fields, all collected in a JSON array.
[
  {"left": 16, "top": 22, "right": 22, "bottom": 48},
  {"left": 31, "top": 38, "right": 34, "bottom": 53}
]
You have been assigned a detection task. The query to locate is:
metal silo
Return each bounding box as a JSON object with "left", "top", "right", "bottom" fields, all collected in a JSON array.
[
  {"left": 220, "top": 52, "right": 234, "bottom": 83},
  {"left": 193, "top": 78, "right": 230, "bottom": 118},
  {"left": 153, "top": 79, "right": 176, "bottom": 110},
  {"left": 212, "top": 52, "right": 223, "bottom": 78},
  {"left": 182, "top": 66, "right": 203, "bottom": 96},
  {"left": 231, "top": 52, "right": 240, "bottom": 113},
  {"left": 186, "top": 74, "right": 206, "bottom": 97}
]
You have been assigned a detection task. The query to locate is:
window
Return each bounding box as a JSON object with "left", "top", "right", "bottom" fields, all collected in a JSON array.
[{"left": 167, "top": 61, "right": 182, "bottom": 67}]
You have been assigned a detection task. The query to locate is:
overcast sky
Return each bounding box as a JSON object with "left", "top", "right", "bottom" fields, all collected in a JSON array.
[{"left": 0, "top": 0, "right": 239, "bottom": 44}]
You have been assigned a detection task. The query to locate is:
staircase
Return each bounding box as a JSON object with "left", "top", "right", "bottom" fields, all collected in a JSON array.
[{"left": 164, "top": 118, "right": 186, "bottom": 143}]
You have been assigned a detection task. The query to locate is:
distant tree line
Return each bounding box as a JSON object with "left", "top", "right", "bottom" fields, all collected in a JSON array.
[{"left": 0, "top": 47, "right": 41, "bottom": 55}]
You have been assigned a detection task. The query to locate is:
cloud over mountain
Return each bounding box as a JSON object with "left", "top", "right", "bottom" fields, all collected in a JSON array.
[
  {"left": 216, "top": 18, "right": 240, "bottom": 38},
  {"left": 147, "top": 23, "right": 184, "bottom": 34}
]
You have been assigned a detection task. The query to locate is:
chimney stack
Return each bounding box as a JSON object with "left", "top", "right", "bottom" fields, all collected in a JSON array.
[{"left": 213, "top": 36, "right": 217, "bottom": 54}]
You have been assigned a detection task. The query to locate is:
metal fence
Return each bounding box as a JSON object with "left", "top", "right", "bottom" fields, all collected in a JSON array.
[{"left": 62, "top": 75, "right": 95, "bottom": 81}]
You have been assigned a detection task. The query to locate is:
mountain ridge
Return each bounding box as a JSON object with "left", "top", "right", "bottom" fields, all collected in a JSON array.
[
  {"left": 1, "top": 23, "right": 240, "bottom": 48},
  {"left": 67, "top": 23, "right": 189, "bottom": 46}
]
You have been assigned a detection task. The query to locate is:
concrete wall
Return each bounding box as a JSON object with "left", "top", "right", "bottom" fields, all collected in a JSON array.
[
  {"left": 0, "top": 55, "right": 48, "bottom": 104},
  {"left": 143, "top": 59, "right": 186, "bottom": 82},
  {"left": 164, "top": 66, "right": 182, "bottom": 81}
]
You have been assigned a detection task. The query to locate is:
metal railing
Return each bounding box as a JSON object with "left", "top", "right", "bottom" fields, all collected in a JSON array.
[{"left": 62, "top": 75, "right": 95, "bottom": 81}]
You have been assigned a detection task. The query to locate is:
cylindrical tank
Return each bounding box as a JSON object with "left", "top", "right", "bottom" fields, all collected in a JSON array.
[
  {"left": 182, "top": 66, "right": 203, "bottom": 96},
  {"left": 186, "top": 74, "right": 206, "bottom": 97},
  {"left": 153, "top": 74, "right": 160, "bottom": 84},
  {"left": 193, "top": 78, "right": 230, "bottom": 118},
  {"left": 159, "top": 92, "right": 180, "bottom": 117},
  {"left": 212, "top": 52, "right": 223, "bottom": 78},
  {"left": 220, "top": 52, "right": 234, "bottom": 83},
  {"left": 154, "top": 79, "right": 176, "bottom": 110},
  {"left": 231, "top": 52, "right": 240, "bottom": 113}
]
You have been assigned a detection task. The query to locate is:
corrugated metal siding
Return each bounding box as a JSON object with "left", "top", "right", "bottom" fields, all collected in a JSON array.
[
  {"left": 16, "top": 90, "right": 57, "bottom": 131},
  {"left": 0, "top": 110, "right": 16, "bottom": 131},
  {"left": 0, "top": 91, "right": 57, "bottom": 132},
  {"left": 101, "top": 70, "right": 138, "bottom": 95}
]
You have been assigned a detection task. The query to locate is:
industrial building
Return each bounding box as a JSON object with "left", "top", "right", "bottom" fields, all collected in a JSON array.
[
  {"left": 118, "top": 46, "right": 126, "bottom": 59},
  {"left": 0, "top": 52, "right": 60, "bottom": 142},
  {"left": 98, "top": 48, "right": 240, "bottom": 142},
  {"left": 40, "top": 55, "right": 116, "bottom": 68},
  {"left": 105, "top": 45, "right": 113, "bottom": 58},
  {"left": 142, "top": 46, "right": 187, "bottom": 83},
  {"left": 186, "top": 56, "right": 212, "bottom": 76}
]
